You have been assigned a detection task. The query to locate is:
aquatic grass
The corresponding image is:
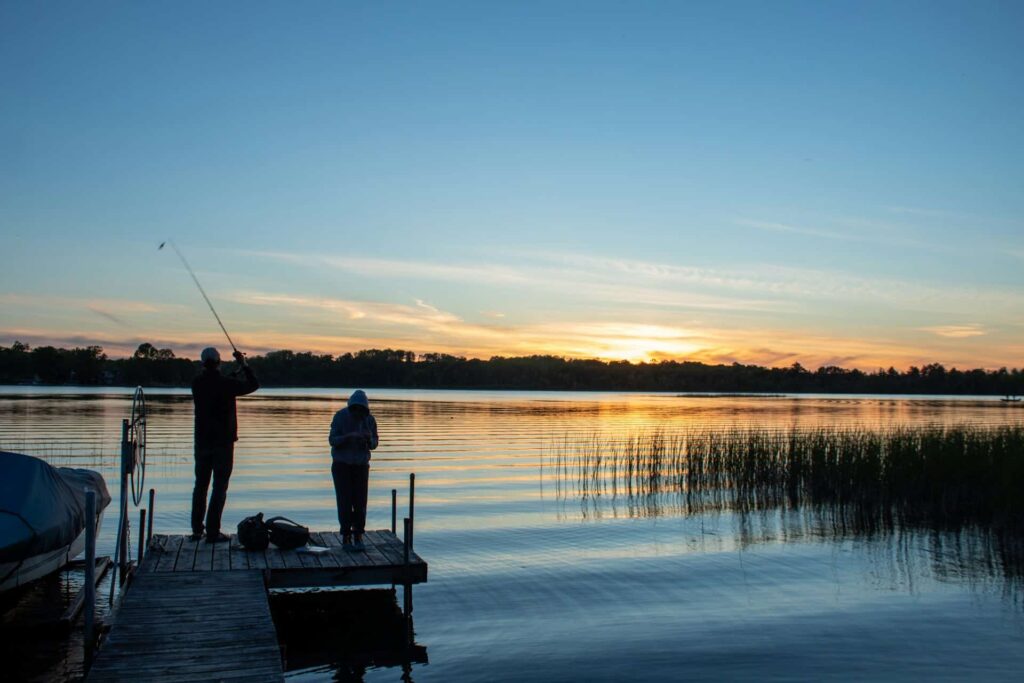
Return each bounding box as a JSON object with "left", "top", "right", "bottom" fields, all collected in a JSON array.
[{"left": 545, "top": 425, "right": 1024, "bottom": 535}]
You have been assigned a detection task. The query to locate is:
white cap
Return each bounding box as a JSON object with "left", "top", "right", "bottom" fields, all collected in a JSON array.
[{"left": 200, "top": 347, "right": 221, "bottom": 365}]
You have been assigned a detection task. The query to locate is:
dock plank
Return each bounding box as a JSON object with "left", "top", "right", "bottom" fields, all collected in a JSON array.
[
  {"left": 321, "top": 531, "right": 358, "bottom": 568},
  {"left": 175, "top": 536, "right": 200, "bottom": 572},
  {"left": 212, "top": 538, "right": 231, "bottom": 571},
  {"left": 310, "top": 533, "right": 341, "bottom": 569},
  {"left": 228, "top": 535, "right": 248, "bottom": 570},
  {"left": 139, "top": 534, "right": 165, "bottom": 573},
  {"left": 276, "top": 546, "right": 304, "bottom": 569},
  {"left": 247, "top": 546, "right": 268, "bottom": 569},
  {"left": 154, "top": 535, "right": 182, "bottom": 573},
  {"left": 365, "top": 531, "right": 406, "bottom": 566},
  {"left": 295, "top": 546, "right": 322, "bottom": 569},
  {"left": 357, "top": 535, "right": 391, "bottom": 566},
  {"left": 264, "top": 545, "right": 287, "bottom": 570},
  {"left": 194, "top": 536, "right": 215, "bottom": 571},
  {"left": 87, "top": 571, "right": 282, "bottom": 682}
]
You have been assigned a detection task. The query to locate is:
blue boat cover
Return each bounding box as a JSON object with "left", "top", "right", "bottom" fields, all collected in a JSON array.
[{"left": 0, "top": 451, "right": 111, "bottom": 564}]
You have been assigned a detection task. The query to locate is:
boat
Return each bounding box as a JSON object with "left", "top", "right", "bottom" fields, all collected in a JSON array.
[
  {"left": 1001, "top": 396, "right": 1022, "bottom": 403},
  {"left": 0, "top": 451, "right": 110, "bottom": 594}
]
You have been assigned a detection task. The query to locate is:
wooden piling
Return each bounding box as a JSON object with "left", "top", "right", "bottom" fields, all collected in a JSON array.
[
  {"left": 403, "top": 517, "right": 412, "bottom": 617},
  {"left": 147, "top": 488, "right": 155, "bottom": 547},
  {"left": 118, "top": 419, "right": 129, "bottom": 580},
  {"left": 138, "top": 509, "right": 146, "bottom": 564},
  {"left": 391, "top": 488, "right": 397, "bottom": 534},
  {"left": 403, "top": 517, "right": 410, "bottom": 568},
  {"left": 409, "top": 473, "right": 415, "bottom": 550},
  {"left": 83, "top": 489, "right": 96, "bottom": 665}
]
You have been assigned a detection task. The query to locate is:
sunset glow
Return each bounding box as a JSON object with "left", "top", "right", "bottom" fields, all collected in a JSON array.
[{"left": 2, "top": 4, "right": 1022, "bottom": 371}]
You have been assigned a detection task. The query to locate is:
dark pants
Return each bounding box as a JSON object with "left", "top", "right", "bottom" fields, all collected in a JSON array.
[
  {"left": 332, "top": 461, "right": 369, "bottom": 536},
  {"left": 192, "top": 444, "right": 234, "bottom": 536}
]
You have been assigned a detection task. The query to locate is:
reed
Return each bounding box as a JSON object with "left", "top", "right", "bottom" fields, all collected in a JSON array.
[{"left": 545, "top": 425, "right": 1024, "bottom": 535}]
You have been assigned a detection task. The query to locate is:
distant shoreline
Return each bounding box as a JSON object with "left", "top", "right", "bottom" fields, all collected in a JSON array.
[
  {"left": 1, "top": 384, "right": 1022, "bottom": 401},
  {"left": 2, "top": 343, "right": 1021, "bottom": 396}
]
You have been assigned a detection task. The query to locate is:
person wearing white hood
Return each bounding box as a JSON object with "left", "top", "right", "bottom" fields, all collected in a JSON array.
[{"left": 329, "top": 389, "right": 379, "bottom": 550}]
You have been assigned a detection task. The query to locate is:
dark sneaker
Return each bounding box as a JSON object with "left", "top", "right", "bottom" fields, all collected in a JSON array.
[
  {"left": 342, "top": 534, "right": 353, "bottom": 549},
  {"left": 352, "top": 534, "right": 365, "bottom": 551},
  {"left": 189, "top": 532, "right": 204, "bottom": 541},
  {"left": 205, "top": 532, "right": 230, "bottom": 544}
]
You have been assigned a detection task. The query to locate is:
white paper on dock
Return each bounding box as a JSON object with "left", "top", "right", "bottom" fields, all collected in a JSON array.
[{"left": 297, "top": 545, "right": 331, "bottom": 554}]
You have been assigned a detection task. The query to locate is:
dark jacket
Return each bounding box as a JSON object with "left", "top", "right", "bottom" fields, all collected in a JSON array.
[
  {"left": 329, "top": 390, "right": 379, "bottom": 465},
  {"left": 192, "top": 365, "right": 259, "bottom": 449}
]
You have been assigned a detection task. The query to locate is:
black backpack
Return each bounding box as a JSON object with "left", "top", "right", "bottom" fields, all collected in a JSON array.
[
  {"left": 265, "top": 516, "right": 310, "bottom": 550},
  {"left": 237, "top": 512, "right": 270, "bottom": 551}
]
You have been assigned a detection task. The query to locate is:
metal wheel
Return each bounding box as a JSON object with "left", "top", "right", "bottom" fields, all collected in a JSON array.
[{"left": 129, "top": 386, "right": 147, "bottom": 506}]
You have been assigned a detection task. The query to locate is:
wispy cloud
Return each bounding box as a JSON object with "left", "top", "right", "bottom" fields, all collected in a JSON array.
[
  {"left": 251, "top": 251, "right": 533, "bottom": 288},
  {"left": 737, "top": 216, "right": 939, "bottom": 251},
  {"left": 1, "top": 293, "right": 171, "bottom": 314},
  {"left": 533, "top": 251, "right": 1023, "bottom": 316},
  {"left": 919, "top": 324, "right": 986, "bottom": 339},
  {"left": 234, "top": 293, "right": 464, "bottom": 328},
  {"left": 240, "top": 247, "right": 1024, "bottom": 325},
  {"left": 244, "top": 249, "right": 787, "bottom": 314},
  {"left": 217, "top": 290, "right": 1017, "bottom": 368},
  {"left": 886, "top": 205, "right": 958, "bottom": 219},
  {"left": 884, "top": 205, "right": 996, "bottom": 223},
  {"left": 7, "top": 249, "right": 1018, "bottom": 369},
  {"left": 736, "top": 219, "right": 857, "bottom": 242}
]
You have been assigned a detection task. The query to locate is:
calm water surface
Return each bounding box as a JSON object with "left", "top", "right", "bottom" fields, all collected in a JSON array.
[{"left": 2, "top": 388, "right": 1023, "bottom": 681}]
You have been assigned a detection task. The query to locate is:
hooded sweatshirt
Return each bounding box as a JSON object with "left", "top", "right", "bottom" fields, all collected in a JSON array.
[{"left": 328, "top": 390, "right": 379, "bottom": 465}]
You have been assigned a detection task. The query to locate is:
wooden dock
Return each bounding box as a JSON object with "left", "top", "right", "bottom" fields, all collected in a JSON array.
[
  {"left": 142, "top": 530, "right": 427, "bottom": 588},
  {"left": 87, "top": 530, "right": 427, "bottom": 682},
  {"left": 86, "top": 571, "right": 283, "bottom": 682}
]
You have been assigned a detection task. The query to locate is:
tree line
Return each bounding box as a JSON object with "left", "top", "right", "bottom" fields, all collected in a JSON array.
[{"left": 0, "top": 341, "right": 1022, "bottom": 395}]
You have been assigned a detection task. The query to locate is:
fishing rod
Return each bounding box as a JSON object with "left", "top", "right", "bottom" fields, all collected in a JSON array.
[{"left": 158, "top": 240, "right": 241, "bottom": 357}]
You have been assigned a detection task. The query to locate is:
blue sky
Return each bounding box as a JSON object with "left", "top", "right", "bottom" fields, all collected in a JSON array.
[{"left": 2, "top": 1, "right": 1022, "bottom": 368}]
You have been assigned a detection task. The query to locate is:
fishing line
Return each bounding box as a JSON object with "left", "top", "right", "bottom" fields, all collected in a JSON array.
[{"left": 158, "top": 240, "right": 239, "bottom": 354}]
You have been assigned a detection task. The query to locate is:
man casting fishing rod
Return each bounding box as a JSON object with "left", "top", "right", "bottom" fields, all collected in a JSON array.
[
  {"left": 191, "top": 346, "right": 258, "bottom": 543},
  {"left": 159, "top": 240, "right": 260, "bottom": 543}
]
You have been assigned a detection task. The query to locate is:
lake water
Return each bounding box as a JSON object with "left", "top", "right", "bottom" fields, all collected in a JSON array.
[{"left": 2, "top": 387, "right": 1023, "bottom": 681}]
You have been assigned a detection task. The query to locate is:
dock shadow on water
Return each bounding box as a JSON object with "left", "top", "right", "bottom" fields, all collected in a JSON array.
[{"left": 271, "top": 588, "right": 427, "bottom": 682}]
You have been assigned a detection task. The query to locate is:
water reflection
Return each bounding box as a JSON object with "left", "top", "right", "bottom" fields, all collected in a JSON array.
[
  {"left": 3, "top": 389, "right": 1024, "bottom": 681},
  {"left": 272, "top": 589, "right": 427, "bottom": 681},
  {"left": 545, "top": 426, "right": 1024, "bottom": 595}
]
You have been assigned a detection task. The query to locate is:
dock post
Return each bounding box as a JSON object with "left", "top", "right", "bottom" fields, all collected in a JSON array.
[
  {"left": 118, "top": 419, "right": 129, "bottom": 582},
  {"left": 147, "top": 488, "right": 155, "bottom": 548},
  {"left": 409, "top": 473, "right": 415, "bottom": 550},
  {"left": 138, "top": 509, "right": 147, "bottom": 565},
  {"left": 403, "top": 517, "right": 412, "bottom": 619},
  {"left": 83, "top": 489, "right": 96, "bottom": 667},
  {"left": 391, "top": 489, "right": 397, "bottom": 534}
]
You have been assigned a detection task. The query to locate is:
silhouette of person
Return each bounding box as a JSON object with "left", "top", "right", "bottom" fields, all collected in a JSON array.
[
  {"left": 191, "top": 346, "right": 259, "bottom": 543},
  {"left": 329, "top": 389, "right": 379, "bottom": 550}
]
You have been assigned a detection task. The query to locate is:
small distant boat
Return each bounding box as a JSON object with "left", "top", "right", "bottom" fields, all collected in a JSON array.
[
  {"left": 1001, "top": 395, "right": 1022, "bottom": 403},
  {"left": 0, "top": 451, "right": 110, "bottom": 594}
]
